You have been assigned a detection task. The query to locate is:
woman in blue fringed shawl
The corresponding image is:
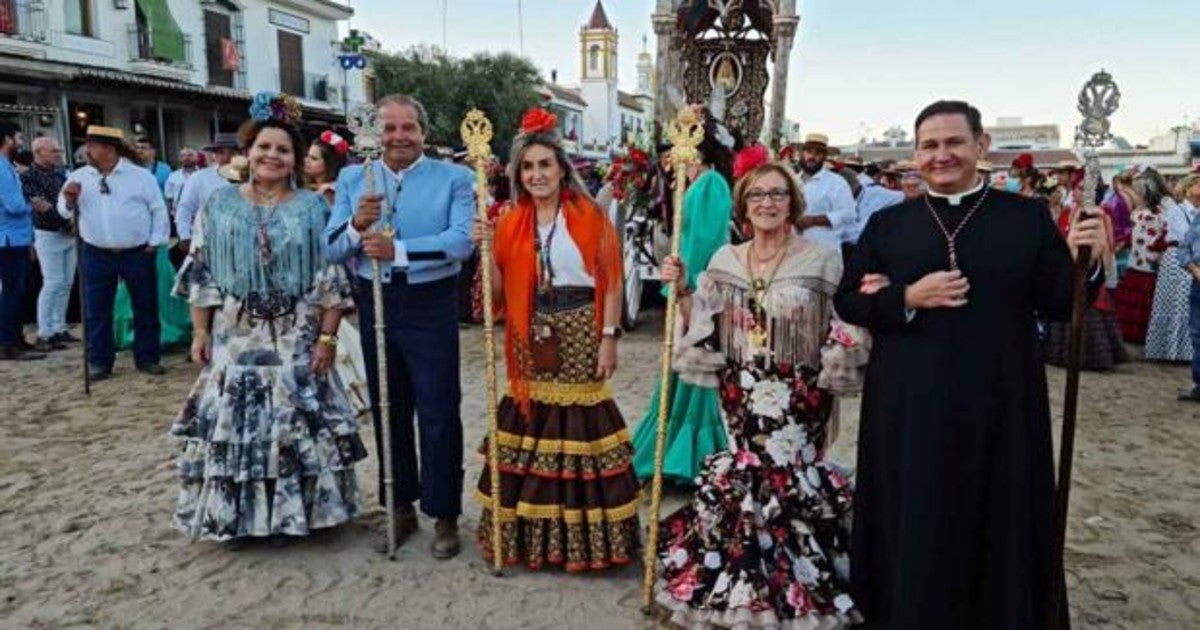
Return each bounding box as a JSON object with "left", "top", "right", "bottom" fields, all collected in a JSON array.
[{"left": 168, "top": 94, "right": 368, "bottom": 542}]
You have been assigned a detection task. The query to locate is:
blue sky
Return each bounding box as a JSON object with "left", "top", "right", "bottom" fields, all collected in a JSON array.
[{"left": 351, "top": 1, "right": 1195, "bottom": 146}]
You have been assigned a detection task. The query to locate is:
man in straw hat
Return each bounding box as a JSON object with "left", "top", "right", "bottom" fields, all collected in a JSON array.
[
  {"left": 795, "top": 132, "right": 857, "bottom": 252},
  {"left": 57, "top": 125, "right": 169, "bottom": 380},
  {"left": 173, "top": 132, "right": 239, "bottom": 255}
]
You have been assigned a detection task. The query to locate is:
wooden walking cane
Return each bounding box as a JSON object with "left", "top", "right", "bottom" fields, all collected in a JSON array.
[
  {"left": 642, "top": 107, "right": 704, "bottom": 614},
  {"left": 348, "top": 104, "right": 398, "bottom": 559},
  {"left": 1046, "top": 69, "right": 1120, "bottom": 630},
  {"left": 459, "top": 109, "right": 504, "bottom": 576},
  {"left": 68, "top": 195, "right": 90, "bottom": 395}
]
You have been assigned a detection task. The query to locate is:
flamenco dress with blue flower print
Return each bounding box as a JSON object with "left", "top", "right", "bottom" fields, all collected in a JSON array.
[{"left": 169, "top": 187, "right": 367, "bottom": 541}]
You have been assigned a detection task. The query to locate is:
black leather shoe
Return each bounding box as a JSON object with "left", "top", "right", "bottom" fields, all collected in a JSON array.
[
  {"left": 53, "top": 331, "right": 81, "bottom": 344},
  {"left": 88, "top": 364, "right": 113, "bottom": 380},
  {"left": 34, "top": 337, "right": 66, "bottom": 352},
  {"left": 136, "top": 362, "right": 166, "bottom": 375}
]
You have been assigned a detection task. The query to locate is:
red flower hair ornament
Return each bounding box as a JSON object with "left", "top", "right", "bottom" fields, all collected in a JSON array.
[
  {"left": 733, "top": 145, "right": 770, "bottom": 180},
  {"left": 319, "top": 130, "right": 350, "bottom": 155},
  {"left": 519, "top": 107, "right": 559, "bottom": 135}
]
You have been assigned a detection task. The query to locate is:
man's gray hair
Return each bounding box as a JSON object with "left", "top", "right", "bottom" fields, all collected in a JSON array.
[
  {"left": 376, "top": 93, "right": 430, "bottom": 134},
  {"left": 31, "top": 136, "right": 59, "bottom": 152}
]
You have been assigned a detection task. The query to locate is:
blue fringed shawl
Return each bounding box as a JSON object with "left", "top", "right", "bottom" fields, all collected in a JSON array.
[{"left": 202, "top": 186, "right": 328, "bottom": 299}]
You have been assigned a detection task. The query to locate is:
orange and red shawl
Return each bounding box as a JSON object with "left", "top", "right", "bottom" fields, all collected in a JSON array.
[{"left": 492, "top": 190, "right": 623, "bottom": 415}]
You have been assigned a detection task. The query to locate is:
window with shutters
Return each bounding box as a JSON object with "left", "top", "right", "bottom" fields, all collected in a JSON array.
[
  {"left": 277, "top": 30, "right": 304, "bottom": 97},
  {"left": 205, "top": 10, "right": 233, "bottom": 86}
]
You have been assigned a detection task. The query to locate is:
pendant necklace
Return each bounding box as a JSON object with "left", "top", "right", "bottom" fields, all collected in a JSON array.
[
  {"left": 253, "top": 186, "right": 283, "bottom": 267},
  {"left": 741, "top": 233, "right": 791, "bottom": 352},
  {"left": 923, "top": 185, "right": 989, "bottom": 270},
  {"left": 533, "top": 206, "right": 560, "bottom": 294}
]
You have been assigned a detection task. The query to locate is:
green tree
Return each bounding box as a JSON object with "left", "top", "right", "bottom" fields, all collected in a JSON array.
[{"left": 370, "top": 48, "right": 542, "bottom": 156}]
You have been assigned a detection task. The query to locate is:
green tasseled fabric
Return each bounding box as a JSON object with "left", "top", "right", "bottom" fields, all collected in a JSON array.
[{"left": 204, "top": 188, "right": 326, "bottom": 299}]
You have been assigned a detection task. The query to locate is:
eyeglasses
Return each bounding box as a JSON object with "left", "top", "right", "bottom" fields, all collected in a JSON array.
[
  {"left": 745, "top": 189, "right": 789, "bottom": 204},
  {"left": 99, "top": 175, "right": 110, "bottom": 195}
]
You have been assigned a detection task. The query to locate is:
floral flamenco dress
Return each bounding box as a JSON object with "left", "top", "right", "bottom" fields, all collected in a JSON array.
[
  {"left": 657, "top": 242, "right": 862, "bottom": 629},
  {"left": 170, "top": 187, "right": 368, "bottom": 541}
]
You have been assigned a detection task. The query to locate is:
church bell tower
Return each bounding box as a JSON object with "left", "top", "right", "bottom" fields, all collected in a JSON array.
[{"left": 579, "top": 1, "right": 619, "bottom": 151}]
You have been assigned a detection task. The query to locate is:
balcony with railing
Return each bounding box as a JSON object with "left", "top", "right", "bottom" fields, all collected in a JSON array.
[
  {"left": 127, "top": 22, "right": 193, "bottom": 81},
  {"left": 277, "top": 70, "right": 332, "bottom": 104},
  {"left": 0, "top": 0, "right": 48, "bottom": 57}
]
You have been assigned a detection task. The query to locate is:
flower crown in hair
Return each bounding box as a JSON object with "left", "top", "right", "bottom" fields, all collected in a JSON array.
[
  {"left": 519, "top": 107, "right": 558, "bottom": 135},
  {"left": 249, "top": 91, "right": 302, "bottom": 126},
  {"left": 319, "top": 130, "right": 350, "bottom": 155}
]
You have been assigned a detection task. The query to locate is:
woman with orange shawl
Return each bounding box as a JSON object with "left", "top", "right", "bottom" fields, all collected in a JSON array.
[{"left": 471, "top": 108, "right": 639, "bottom": 572}]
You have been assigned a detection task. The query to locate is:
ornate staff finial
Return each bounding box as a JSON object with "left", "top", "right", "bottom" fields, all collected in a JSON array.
[
  {"left": 1076, "top": 69, "right": 1121, "bottom": 149},
  {"left": 347, "top": 102, "right": 384, "bottom": 161},
  {"left": 667, "top": 106, "right": 705, "bottom": 170},
  {"left": 460, "top": 108, "right": 495, "bottom": 164}
]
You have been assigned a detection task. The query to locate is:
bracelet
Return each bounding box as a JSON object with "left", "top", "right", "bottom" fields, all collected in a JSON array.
[{"left": 317, "top": 333, "right": 338, "bottom": 347}]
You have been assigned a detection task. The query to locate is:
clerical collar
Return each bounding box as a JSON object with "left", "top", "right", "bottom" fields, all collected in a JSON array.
[{"left": 927, "top": 177, "right": 985, "bottom": 207}]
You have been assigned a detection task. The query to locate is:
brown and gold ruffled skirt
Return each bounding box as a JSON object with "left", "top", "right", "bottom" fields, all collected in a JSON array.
[{"left": 474, "top": 295, "right": 640, "bottom": 572}]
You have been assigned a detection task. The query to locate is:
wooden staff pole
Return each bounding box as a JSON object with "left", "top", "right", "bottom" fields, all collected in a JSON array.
[
  {"left": 1047, "top": 69, "right": 1120, "bottom": 630},
  {"left": 642, "top": 108, "right": 704, "bottom": 614},
  {"left": 460, "top": 109, "right": 503, "bottom": 576}
]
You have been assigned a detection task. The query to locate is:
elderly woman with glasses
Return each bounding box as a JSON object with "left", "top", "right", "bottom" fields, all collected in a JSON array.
[{"left": 653, "top": 161, "right": 863, "bottom": 627}]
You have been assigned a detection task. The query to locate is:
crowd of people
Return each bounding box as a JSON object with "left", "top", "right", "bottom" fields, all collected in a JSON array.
[{"left": 0, "top": 89, "right": 1196, "bottom": 630}]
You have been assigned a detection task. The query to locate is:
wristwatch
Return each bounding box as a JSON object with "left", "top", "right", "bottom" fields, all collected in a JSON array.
[
  {"left": 602, "top": 325, "right": 623, "bottom": 339},
  {"left": 317, "top": 333, "right": 338, "bottom": 347}
]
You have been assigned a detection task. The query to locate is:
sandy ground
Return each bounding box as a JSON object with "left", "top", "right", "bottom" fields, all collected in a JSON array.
[{"left": 1, "top": 310, "right": 1197, "bottom": 629}]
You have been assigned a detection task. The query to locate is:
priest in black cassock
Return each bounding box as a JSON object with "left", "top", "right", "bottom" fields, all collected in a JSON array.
[{"left": 835, "top": 100, "right": 1109, "bottom": 630}]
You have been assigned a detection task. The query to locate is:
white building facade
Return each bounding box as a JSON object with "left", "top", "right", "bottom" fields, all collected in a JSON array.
[
  {"left": 0, "top": 0, "right": 368, "bottom": 162},
  {"left": 541, "top": 1, "right": 653, "bottom": 161}
]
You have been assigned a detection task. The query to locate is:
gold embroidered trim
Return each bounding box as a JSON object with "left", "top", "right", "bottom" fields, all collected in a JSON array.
[
  {"left": 474, "top": 489, "right": 641, "bottom": 523},
  {"left": 494, "top": 428, "right": 631, "bottom": 456},
  {"left": 508, "top": 381, "right": 613, "bottom": 406}
]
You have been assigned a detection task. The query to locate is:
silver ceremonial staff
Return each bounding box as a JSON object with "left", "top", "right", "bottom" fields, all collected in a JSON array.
[
  {"left": 348, "top": 103, "right": 398, "bottom": 560},
  {"left": 459, "top": 109, "right": 504, "bottom": 576},
  {"left": 1047, "top": 69, "right": 1120, "bottom": 630}
]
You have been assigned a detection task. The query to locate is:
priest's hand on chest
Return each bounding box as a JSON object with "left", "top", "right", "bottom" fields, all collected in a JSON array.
[
  {"left": 1066, "top": 214, "right": 1110, "bottom": 264},
  {"left": 362, "top": 231, "right": 395, "bottom": 261},
  {"left": 903, "top": 270, "right": 970, "bottom": 310}
]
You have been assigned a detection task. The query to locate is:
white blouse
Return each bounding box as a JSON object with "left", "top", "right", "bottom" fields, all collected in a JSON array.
[{"left": 537, "top": 211, "right": 595, "bottom": 288}]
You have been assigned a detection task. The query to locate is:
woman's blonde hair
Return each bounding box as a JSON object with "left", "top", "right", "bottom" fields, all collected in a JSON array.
[{"left": 731, "top": 162, "right": 806, "bottom": 226}]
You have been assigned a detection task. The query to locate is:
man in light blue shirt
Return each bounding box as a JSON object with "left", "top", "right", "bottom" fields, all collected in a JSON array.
[
  {"left": 325, "top": 94, "right": 474, "bottom": 558},
  {"left": 174, "top": 133, "right": 238, "bottom": 247},
  {"left": 0, "top": 120, "right": 43, "bottom": 360}
]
